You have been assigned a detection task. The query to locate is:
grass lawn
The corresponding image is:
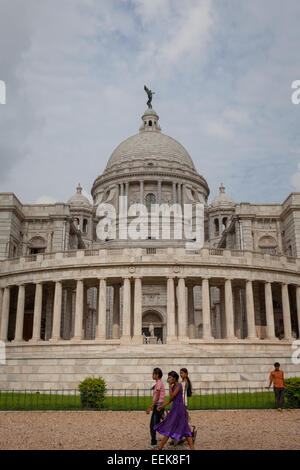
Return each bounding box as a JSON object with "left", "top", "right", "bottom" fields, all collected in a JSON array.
[{"left": 0, "top": 389, "right": 279, "bottom": 411}]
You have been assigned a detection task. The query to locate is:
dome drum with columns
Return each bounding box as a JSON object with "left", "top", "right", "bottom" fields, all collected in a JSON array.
[{"left": 0, "top": 95, "right": 300, "bottom": 391}]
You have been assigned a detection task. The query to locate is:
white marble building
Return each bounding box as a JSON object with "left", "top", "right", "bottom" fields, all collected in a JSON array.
[{"left": 0, "top": 106, "right": 300, "bottom": 390}]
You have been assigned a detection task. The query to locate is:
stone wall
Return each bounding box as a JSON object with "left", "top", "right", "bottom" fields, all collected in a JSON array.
[{"left": 1, "top": 343, "right": 299, "bottom": 391}]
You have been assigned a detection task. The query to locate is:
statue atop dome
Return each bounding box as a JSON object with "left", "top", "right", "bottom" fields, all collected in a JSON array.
[{"left": 144, "top": 85, "right": 155, "bottom": 109}]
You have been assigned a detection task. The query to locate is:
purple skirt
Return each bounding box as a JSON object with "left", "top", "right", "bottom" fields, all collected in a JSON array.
[{"left": 153, "top": 384, "right": 192, "bottom": 440}]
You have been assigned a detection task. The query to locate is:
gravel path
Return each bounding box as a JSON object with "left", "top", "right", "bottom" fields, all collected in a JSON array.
[{"left": 0, "top": 409, "right": 299, "bottom": 450}]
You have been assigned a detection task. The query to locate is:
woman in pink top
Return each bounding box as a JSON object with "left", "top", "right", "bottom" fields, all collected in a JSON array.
[{"left": 146, "top": 368, "right": 166, "bottom": 448}]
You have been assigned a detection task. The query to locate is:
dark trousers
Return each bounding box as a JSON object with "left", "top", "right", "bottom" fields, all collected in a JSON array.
[
  {"left": 274, "top": 387, "right": 285, "bottom": 408},
  {"left": 150, "top": 404, "right": 164, "bottom": 445}
]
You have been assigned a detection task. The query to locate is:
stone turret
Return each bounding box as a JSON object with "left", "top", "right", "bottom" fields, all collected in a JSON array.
[{"left": 208, "top": 183, "right": 235, "bottom": 247}]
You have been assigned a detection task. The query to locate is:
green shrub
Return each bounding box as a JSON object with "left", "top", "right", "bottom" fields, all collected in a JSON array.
[
  {"left": 284, "top": 377, "right": 300, "bottom": 408},
  {"left": 78, "top": 377, "right": 107, "bottom": 409}
]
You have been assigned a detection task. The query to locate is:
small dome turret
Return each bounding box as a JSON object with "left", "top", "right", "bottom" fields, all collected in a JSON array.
[
  {"left": 139, "top": 108, "right": 161, "bottom": 133},
  {"left": 68, "top": 184, "right": 92, "bottom": 208},
  {"left": 210, "top": 183, "right": 235, "bottom": 208}
]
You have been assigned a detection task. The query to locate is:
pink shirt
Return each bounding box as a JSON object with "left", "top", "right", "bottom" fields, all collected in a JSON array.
[{"left": 153, "top": 379, "right": 165, "bottom": 403}]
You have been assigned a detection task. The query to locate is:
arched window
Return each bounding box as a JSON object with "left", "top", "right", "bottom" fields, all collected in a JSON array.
[
  {"left": 28, "top": 236, "right": 46, "bottom": 254},
  {"left": 222, "top": 217, "right": 228, "bottom": 231},
  {"left": 258, "top": 235, "right": 277, "bottom": 254},
  {"left": 146, "top": 193, "right": 156, "bottom": 212},
  {"left": 214, "top": 218, "right": 219, "bottom": 235},
  {"left": 149, "top": 120, "right": 152, "bottom": 126},
  {"left": 83, "top": 219, "right": 88, "bottom": 233}
]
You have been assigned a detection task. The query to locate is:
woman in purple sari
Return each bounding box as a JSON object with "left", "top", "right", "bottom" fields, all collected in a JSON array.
[{"left": 153, "top": 371, "right": 195, "bottom": 450}]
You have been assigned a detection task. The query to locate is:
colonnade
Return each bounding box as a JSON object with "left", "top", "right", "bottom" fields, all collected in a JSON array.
[
  {"left": 0, "top": 276, "right": 299, "bottom": 344},
  {"left": 118, "top": 180, "right": 185, "bottom": 206}
]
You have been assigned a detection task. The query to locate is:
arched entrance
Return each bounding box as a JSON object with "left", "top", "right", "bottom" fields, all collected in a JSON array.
[{"left": 142, "top": 310, "right": 165, "bottom": 343}]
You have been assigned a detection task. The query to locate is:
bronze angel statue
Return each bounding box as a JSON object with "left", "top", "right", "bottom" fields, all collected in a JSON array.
[{"left": 144, "top": 85, "right": 155, "bottom": 109}]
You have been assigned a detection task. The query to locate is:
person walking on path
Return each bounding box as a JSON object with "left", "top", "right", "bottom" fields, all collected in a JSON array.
[
  {"left": 153, "top": 371, "right": 195, "bottom": 450},
  {"left": 180, "top": 368, "right": 192, "bottom": 416},
  {"left": 146, "top": 368, "right": 166, "bottom": 448},
  {"left": 267, "top": 362, "right": 287, "bottom": 412},
  {"left": 170, "top": 368, "right": 196, "bottom": 446}
]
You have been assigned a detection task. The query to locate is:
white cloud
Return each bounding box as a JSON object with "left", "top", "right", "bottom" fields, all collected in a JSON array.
[
  {"left": 202, "top": 119, "right": 233, "bottom": 140},
  {"left": 0, "top": 0, "right": 299, "bottom": 206}
]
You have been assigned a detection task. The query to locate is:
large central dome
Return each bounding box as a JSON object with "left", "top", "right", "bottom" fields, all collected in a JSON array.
[
  {"left": 91, "top": 106, "right": 210, "bottom": 205},
  {"left": 106, "top": 131, "right": 196, "bottom": 170},
  {"left": 105, "top": 108, "right": 196, "bottom": 171}
]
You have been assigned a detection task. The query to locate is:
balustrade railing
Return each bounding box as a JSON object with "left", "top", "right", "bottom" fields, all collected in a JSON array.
[{"left": 0, "top": 247, "right": 298, "bottom": 268}]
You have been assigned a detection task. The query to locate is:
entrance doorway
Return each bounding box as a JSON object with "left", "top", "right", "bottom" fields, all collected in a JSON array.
[{"left": 142, "top": 310, "right": 165, "bottom": 343}]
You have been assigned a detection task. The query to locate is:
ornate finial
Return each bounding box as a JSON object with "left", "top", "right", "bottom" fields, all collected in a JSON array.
[
  {"left": 144, "top": 85, "right": 155, "bottom": 109},
  {"left": 76, "top": 183, "right": 82, "bottom": 194},
  {"left": 219, "top": 183, "right": 225, "bottom": 193}
]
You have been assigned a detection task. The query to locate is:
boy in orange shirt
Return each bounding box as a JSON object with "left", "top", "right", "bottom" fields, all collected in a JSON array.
[{"left": 267, "top": 362, "right": 287, "bottom": 412}]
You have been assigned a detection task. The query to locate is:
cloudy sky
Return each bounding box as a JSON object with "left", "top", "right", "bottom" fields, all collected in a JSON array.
[{"left": 0, "top": 0, "right": 300, "bottom": 205}]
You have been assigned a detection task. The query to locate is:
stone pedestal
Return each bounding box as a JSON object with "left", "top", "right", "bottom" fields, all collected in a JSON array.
[{"left": 147, "top": 336, "right": 157, "bottom": 344}]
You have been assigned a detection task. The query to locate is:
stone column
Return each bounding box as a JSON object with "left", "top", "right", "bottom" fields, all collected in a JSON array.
[
  {"left": 177, "top": 183, "right": 182, "bottom": 207},
  {"left": 281, "top": 283, "right": 292, "bottom": 340},
  {"left": 167, "top": 277, "right": 176, "bottom": 343},
  {"left": 234, "top": 287, "right": 243, "bottom": 339},
  {"left": 45, "top": 286, "right": 54, "bottom": 340},
  {"left": 132, "top": 277, "right": 143, "bottom": 344},
  {"left": 72, "top": 279, "right": 84, "bottom": 341},
  {"left": 30, "top": 283, "right": 43, "bottom": 342},
  {"left": 0, "top": 288, "right": 3, "bottom": 330},
  {"left": 13, "top": 284, "right": 26, "bottom": 342},
  {"left": 219, "top": 285, "right": 225, "bottom": 338},
  {"left": 214, "top": 302, "right": 221, "bottom": 338},
  {"left": 96, "top": 278, "right": 106, "bottom": 340},
  {"left": 187, "top": 284, "right": 195, "bottom": 339},
  {"left": 64, "top": 288, "right": 73, "bottom": 339},
  {"left": 112, "top": 284, "right": 120, "bottom": 339},
  {"left": 50, "top": 281, "right": 62, "bottom": 341},
  {"left": 224, "top": 279, "right": 236, "bottom": 340},
  {"left": 82, "top": 286, "right": 88, "bottom": 339},
  {"left": 121, "top": 277, "right": 131, "bottom": 344},
  {"left": 157, "top": 180, "right": 162, "bottom": 205},
  {"left": 245, "top": 280, "right": 257, "bottom": 340},
  {"left": 140, "top": 180, "right": 144, "bottom": 205},
  {"left": 264, "top": 282, "right": 276, "bottom": 340},
  {"left": 296, "top": 286, "right": 300, "bottom": 339},
  {"left": 172, "top": 182, "right": 177, "bottom": 204},
  {"left": 0, "top": 287, "right": 11, "bottom": 342},
  {"left": 202, "top": 278, "right": 214, "bottom": 340},
  {"left": 125, "top": 182, "right": 129, "bottom": 209},
  {"left": 177, "top": 277, "right": 188, "bottom": 342}
]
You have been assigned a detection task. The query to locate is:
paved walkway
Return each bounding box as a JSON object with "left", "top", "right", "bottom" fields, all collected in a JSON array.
[{"left": 0, "top": 409, "right": 299, "bottom": 450}]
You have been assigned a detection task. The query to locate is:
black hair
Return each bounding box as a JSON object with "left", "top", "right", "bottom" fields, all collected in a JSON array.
[
  {"left": 274, "top": 362, "right": 280, "bottom": 367},
  {"left": 153, "top": 367, "right": 163, "bottom": 379},
  {"left": 168, "top": 370, "right": 179, "bottom": 382},
  {"left": 180, "top": 368, "right": 192, "bottom": 397},
  {"left": 151, "top": 367, "right": 163, "bottom": 390}
]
